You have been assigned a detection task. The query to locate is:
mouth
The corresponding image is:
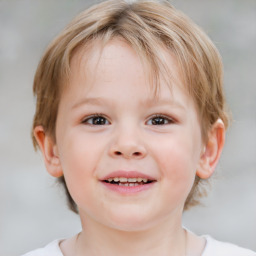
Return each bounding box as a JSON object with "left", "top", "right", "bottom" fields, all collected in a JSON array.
[
  {"left": 100, "top": 171, "right": 157, "bottom": 194},
  {"left": 103, "top": 177, "right": 155, "bottom": 187}
]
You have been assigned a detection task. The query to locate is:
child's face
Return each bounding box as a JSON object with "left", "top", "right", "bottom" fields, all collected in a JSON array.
[{"left": 53, "top": 39, "right": 205, "bottom": 230}]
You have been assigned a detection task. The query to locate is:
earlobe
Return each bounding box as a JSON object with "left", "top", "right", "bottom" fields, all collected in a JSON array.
[
  {"left": 34, "top": 126, "right": 63, "bottom": 178},
  {"left": 196, "top": 119, "right": 225, "bottom": 179}
]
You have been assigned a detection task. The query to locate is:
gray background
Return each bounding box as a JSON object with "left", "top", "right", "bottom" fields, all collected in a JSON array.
[{"left": 0, "top": 0, "right": 255, "bottom": 255}]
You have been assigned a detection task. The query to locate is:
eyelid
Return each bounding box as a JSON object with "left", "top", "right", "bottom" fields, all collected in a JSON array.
[
  {"left": 146, "top": 114, "right": 176, "bottom": 125},
  {"left": 81, "top": 113, "right": 111, "bottom": 125}
]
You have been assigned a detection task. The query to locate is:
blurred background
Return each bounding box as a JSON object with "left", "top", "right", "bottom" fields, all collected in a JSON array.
[{"left": 0, "top": 0, "right": 255, "bottom": 255}]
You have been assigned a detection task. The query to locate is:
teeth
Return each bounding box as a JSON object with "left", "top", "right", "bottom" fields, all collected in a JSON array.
[
  {"left": 119, "top": 183, "right": 140, "bottom": 186},
  {"left": 118, "top": 183, "right": 128, "bottom": 186},
  {"left": 128, "top": 178, "right": 137, "bottom": 182},
  {"left": 119, "top": 177, "right": 128, "bottom": 182},
  {"left": 107, "top": 177, "right": 149, "bottom": 183}
]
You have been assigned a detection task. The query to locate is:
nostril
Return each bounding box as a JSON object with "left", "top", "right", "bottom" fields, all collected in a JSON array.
[{"left": 111, "top": 148, "right": 146, "bottom": 158}]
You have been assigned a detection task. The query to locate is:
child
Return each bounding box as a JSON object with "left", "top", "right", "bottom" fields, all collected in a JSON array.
[{"left": 23, "top": 0, "right": 256, "bottom": 255}]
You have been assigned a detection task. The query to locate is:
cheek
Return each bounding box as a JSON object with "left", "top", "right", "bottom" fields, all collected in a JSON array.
[
  {"left": 158, "top": 137, "right": 197, "bottom": 172},
  {"left": 59, "top": 130, "right": 105, "bottom": 169},
  {"left": 57, "top": 132, "right": 105, "bottom": 203},
  {"left": 152, "top": 133, "right": 200, "bottom": 195}
]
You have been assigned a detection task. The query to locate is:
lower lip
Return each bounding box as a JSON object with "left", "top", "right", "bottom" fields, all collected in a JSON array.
[{"left": 101, "top": 182, "right": 156, "bottom": 194}]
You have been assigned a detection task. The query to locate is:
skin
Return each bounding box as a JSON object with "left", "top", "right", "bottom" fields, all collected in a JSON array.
[{"left": 34, "top": 38, "right": 225, "bottom": 256}]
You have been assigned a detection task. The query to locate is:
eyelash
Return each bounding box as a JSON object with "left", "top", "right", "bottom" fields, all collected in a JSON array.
[
  {"left": 82, "top": 114, "right": 110, "bottom": 125},
  {"left": 146, "top": 114, "right": 175, "bottom": 125},
  {"left": 81, "top": 113, "right": 175, "bottom": 126}
]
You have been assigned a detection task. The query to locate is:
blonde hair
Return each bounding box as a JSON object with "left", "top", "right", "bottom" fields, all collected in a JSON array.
[{"left": 32, "top": 0, "right": 230, "bottom": 213}]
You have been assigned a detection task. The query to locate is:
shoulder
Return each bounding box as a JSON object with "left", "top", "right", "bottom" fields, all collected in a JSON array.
[
  {"left": 21, "top": 239, "right": 64, "bottom": 256},
  {"left": 202, "top": 235, "right": 256, "bottom": 256}
]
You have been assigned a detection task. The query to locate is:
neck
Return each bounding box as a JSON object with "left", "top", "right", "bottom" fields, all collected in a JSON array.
[{"left": 76, "top": 214, "right": 187, "bottom": 256}]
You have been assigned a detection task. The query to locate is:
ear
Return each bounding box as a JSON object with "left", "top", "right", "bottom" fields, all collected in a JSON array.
[
  {"left": 34, "top": 126, "right": 63, "bottom": 178},
  {"left": 196, "top": 119, "right": 225, "bottom": 179}
]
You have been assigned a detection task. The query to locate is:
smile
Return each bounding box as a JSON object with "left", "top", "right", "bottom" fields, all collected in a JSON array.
[
  {"left": 100, "top": 171, "right": 156, "bottom": 194},
  {"left": 104, "top": 177, "right": 154, "bottom": 186}
]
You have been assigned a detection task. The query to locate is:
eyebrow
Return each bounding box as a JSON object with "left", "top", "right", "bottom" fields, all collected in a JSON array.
[
  {"left": 71, "top": 97, "right": 186, "bottom": 110},
  {"left": 145, "top": 98, "right": 186, "bottom": 110},
  {"left": 71, "top": 97, "right": 111, "bottom": 110}
]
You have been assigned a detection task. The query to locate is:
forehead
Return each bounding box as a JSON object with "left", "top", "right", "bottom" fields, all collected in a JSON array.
[{"left": 67, "top": 38, "right": 188, "bottom": 101}]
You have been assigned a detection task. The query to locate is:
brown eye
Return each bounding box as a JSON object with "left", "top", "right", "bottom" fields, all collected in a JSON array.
[
  {"left": 151, "top": 117, "right": 166, "bottom": 125},
  {"left": 83, "top": 115, "right": 110, "bottom": 125},
  {"left": 147, "top": 115, "right": 174, "bottom": 125}
]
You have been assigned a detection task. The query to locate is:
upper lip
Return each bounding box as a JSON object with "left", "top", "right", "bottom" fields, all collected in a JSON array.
[{"left": 100, "top": 170, "right": 156, "bottom": 181}]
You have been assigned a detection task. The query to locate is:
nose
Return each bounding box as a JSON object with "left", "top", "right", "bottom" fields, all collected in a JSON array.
[{"left": 109, "top": 126, "right": 147, "bottom": 159}]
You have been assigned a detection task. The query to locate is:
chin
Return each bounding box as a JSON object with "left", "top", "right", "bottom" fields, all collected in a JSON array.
[{"left": 105, "top": 208, "right": 156, "bottom": 232}]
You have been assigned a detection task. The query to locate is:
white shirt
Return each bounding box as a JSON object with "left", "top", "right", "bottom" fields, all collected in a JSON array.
[
  {"left": 202, "top": 236, "right": 256, "bottom": 256},
  {"left": 22, "top": 236, "right": 256, "bottom": 256}
]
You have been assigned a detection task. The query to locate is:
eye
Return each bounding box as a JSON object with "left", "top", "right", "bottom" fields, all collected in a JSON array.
[
  {"left": 147, "top": 115, "right": 174, "bottom": 125},
  {"left": 82, "top": 114, "right": 110, "bottom": 125}
]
